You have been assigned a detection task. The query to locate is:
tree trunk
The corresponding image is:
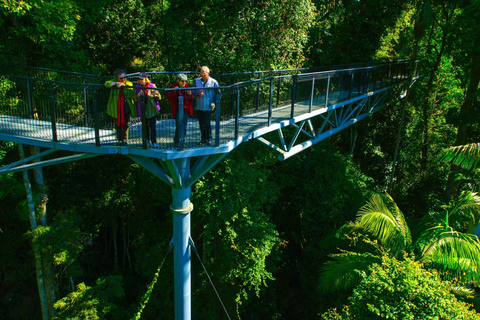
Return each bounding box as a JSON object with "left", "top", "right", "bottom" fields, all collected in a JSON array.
[
  {"left": 445, "top": 60, "right": 480, "bottom": 198},
  {"left": 30, "top": 145, "right": 56, "bottom": 318},
  {"left": 421, "top": 21, "right": 447, "bottom": 172},
  {"left": 18, "top": 144, "right": 49, "bottom": 320}
]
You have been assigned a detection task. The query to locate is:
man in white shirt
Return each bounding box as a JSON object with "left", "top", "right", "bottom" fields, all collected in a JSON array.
[{"left": 194, "top": 66, "right": 220, "bottom": 146}]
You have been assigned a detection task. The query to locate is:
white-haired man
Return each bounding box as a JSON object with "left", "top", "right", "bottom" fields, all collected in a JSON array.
[{"left": 194, "top": 66, "right": 220, "bottom": 146}]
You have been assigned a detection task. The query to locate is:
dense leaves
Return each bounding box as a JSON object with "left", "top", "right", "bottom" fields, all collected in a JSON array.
[{"left": 322, "top": 257, "right": 479, "bottom": 319}]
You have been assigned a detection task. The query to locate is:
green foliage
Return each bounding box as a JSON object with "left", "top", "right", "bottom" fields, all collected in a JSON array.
[
  {"left": 28, "top": 209, "right": 85, "bottom": 277},
  {"left": 53, "top": 275, "right": 125, "bottom": 320},
  {"left": 309, "top": 0, "right": 409, "bottom": 65},
  {"left": 82, "top": 0, "right": 149, "bottom": 72},
  {"left": 156, "top": 0, "right": 315, "bottom": 72},
  {"left": 322, "top": 256, "right": 479, "bottom": 320},
  {"left": 192, "top": 148, "right": 280, "bottom": 314},
  {"left": 0, "top": 0, "right": 81, "bottom": 65}
]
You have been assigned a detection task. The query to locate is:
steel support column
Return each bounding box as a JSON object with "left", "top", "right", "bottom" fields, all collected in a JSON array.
[{"left": 170, "top": 157, "right": 193, "bottom": 320}]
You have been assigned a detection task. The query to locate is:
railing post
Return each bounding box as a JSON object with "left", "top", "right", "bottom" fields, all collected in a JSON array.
[
  {"left": 268, "top": 79, "right": 273, "bottom": 126},
  {"left": 215, "top": 94, "right": 221, "bottom": 147},
  {"left": 348, "top": 71, "right": 354, "bottom": 100},
  {"left": 26, "top": 76, "right": 35, "bottom": 119},
  {"left": 291, "top": 74, "right": 297, "bottom": 119},
  {"left": 379, "top": 66, "right": 384, "bottom": 88},
  {"left": 92, "top": 89, "right": 101, "bottom": 147},
  {"left": 276, "top": 77, "right": 281, "bottom": 108},
  {"left": 177, "top": 95, "right": 185, "bottom": 151},
  {"left": 255, "top": 82, "right": 260, "bottom": 113},
  {"left": 84, "top": 79, "right": 89, "bottom": 126},
  {"left": 235, "top": 88, "right": 240, "bottom": 140},
  {"left": 141, "top": 92, "right": 148, "bottom": 149},
  {"left": 48, "top": 87, "right": 58, "bottom": 142},
  {"left": 230, "top": 77, "right": 235, "bottom": 119},
  {"left": 325, "top": 75, "right": 330, "bottom": 108},
  {"left": 388, "top": 63, "right": 393, "bottom": 85},
  {"left": 309, "top": 77, "right": 315, "bottom": 113}
]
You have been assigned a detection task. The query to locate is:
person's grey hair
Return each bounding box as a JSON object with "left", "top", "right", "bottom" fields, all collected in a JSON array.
[{"left": 177, "top": 73, "right": 188, "bottom": 81}]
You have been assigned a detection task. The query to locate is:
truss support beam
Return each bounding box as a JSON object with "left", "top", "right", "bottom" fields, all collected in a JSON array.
[
  {"left": 279, "top": 104, "right": 386, "bottom": 161},
  {"left": 0, "top": 151, "right": 101, "bottom": 175},
  {"left": 127, "top": 155, "right": 175, "bottom": 187},
  {"left": 185, "top": 153, "right": 229, "bottom": 189},
  {"left": 0, "top": 148, "right": 58, "bottom": 173}
]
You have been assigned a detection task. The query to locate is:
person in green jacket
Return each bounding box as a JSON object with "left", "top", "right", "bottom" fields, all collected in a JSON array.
[{"left": 105, "top": 69, "right": 137, "bottom": 145}]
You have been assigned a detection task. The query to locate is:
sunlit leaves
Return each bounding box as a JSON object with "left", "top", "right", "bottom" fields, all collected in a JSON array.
[{"left": 325, "top": 257, "right": 480, "bottom": 320}]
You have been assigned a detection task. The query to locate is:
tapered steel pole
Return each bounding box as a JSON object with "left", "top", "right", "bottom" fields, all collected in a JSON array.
[{"left": 170, "top": 157, "right": 193, "bottom": 320}]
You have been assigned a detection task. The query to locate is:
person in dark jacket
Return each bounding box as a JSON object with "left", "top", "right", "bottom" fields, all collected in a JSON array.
[
  {"left": 167, "top": 74, "right": 194, "bottom": 150},
  {"left": 136, "top": 72, "right": 161, "bottom": 148}
]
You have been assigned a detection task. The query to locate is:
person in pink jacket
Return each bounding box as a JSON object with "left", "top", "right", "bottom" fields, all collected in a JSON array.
[{"left": 167, "top": 74, "right": 194, "bottom": 150}]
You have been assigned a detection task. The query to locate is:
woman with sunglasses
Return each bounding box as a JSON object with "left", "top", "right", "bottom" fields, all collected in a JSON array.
[
  {"left": 136, "top": 72, "right": 161, "bottom": 148},
  {"left": 105, "top": 69, "right": 137, "bottom": 146}
]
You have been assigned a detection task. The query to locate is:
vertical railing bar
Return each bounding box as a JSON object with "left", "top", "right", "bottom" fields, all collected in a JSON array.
[
  {"left": 348, "top": 72, "right": 354, "bottom": 100},
  {"left": 177, "top": 95, "right": 184, "bottom": 151},
  {"left": 290, "top": 74, "right": 297, "bottom": 119},
  {"left": 309, "top": 77, "right": 315, "bottom": 113},
  {"left": 268, "top": 79, "right": 273, "bottom": 126},
  {"left": 255, "top": 82, "right": 260, "bottom": 113},
  {"left": 325, "top": 75, "right": 330, "bottom": 108},
  {"left": 357, "top": 70, "right": 361, "bottom": 96},
  {"left": 230, "top": 77, "right": 235, "bottom": 119},
  {"left": 84, "top": 78, "right": 89, "bottom": 126},
  {"left": 26, "top": 75, "right": 35, "bottom": 119},
  {"left": 215, "top": 94, "right": 221, "bottom": 147},
  {"left": 379, "top": 66, "right": 384, "bottom": 88},
  {"left": 142, "top": 92, "right": 148, "bottom": 149},
  {"left": 92, "top": 89, "right": 101, "bottom": 147},
  {"left": 276, "top": 77, "right": 281, "bottom": 108},
  {"left": 235, "top": 87, "right": 239, "bottom": 140},
  {"left": 49, "top": 87, "right": 58, "bottom": 142}
]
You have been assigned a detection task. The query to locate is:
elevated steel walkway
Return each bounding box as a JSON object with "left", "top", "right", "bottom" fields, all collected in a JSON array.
[{"left": 0, "top": 60, "right": 419, "bottom": 320}]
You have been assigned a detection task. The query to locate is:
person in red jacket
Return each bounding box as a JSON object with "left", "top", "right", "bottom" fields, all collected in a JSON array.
[{"left": 167, "top": 74, "right": 194, "bottom": 150}]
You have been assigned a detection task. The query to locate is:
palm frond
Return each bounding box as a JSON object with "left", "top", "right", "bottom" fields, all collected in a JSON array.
[
  {"left": 420, "top": 228, "right": 480, "bottom": 281},
  {"left": 319, "top": 251, "right": 382, "bottom": 292},
  {"left": 446, "top": 191, "right": 480, "bottom": 227},
  {"left": 448, "top": 284, "right": 475, "bottom": 299},
  {"left": 439, "top": 143, "right": 480, "bottom": 172},
  {"left": 356, "top": 193, "right": 412, "bottom": 255}
]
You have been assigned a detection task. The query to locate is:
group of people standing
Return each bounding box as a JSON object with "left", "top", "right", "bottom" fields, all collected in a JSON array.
[{"left": 105, "top": 66, "right": 220, "bottom": 149}]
